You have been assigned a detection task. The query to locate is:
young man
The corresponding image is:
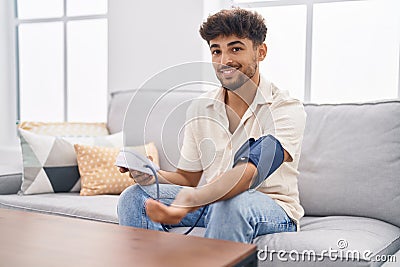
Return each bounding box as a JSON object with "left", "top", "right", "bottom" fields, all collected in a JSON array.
[{"left": 118, "top": 8, "right": 306, "bottom": 243}]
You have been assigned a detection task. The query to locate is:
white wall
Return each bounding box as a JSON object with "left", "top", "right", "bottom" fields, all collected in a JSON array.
[
  {"left": 108, "top": 0, "right": 207, "bottom": 92},
  {"left": 0, "top": 0, "right": 20, "bottom": 168}
]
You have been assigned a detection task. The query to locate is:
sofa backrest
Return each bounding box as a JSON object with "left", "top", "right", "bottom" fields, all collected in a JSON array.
[
  {"left": 108, "top": 89, "right": 205, "bottom": 171},
  {"left": 298, "top": 100, "right": 400, "bottom": 227}
]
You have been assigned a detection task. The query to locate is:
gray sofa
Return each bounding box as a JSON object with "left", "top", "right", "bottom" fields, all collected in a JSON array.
[{"left": 0, "top": 88, "right": 399, "bottom": 267}]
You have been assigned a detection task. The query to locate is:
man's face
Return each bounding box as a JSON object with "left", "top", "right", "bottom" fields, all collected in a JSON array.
[{"left": 209, "top": 35, "right": 265, "bottom": 91}]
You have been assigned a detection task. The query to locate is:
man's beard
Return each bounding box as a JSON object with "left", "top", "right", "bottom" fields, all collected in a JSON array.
[{"left": 215, "top": 57, "right": 258, "bottom": 91}]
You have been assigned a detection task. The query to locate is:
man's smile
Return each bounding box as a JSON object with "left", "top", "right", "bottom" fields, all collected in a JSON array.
[{"left": 218, "top": 65, "right": 241, "bottom": 78}]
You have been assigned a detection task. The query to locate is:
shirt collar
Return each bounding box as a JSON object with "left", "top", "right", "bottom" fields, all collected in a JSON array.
[{"left": 252, "top": 76, "right": 274, "bottom": 106}]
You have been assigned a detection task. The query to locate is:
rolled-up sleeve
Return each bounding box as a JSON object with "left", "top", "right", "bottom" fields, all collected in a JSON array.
[{"left": 270, "top": 99, "right": 306, "bottom": 161}]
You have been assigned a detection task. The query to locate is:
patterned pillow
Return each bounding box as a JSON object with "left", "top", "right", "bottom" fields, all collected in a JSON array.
[
  {"left": 18, "top": 121, "right": 109, "bottom": 137},
  {"left": 18, "top": 129, "right": 123, "bottom": 195},
  {"left": 74, "top": 143, "right": 159, "bottom": 196}
]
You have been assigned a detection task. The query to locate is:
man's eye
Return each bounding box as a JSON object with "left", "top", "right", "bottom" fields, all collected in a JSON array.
[
  {"left": 232, "top": 47, "right": 242, "bottom": 52},
  {"left": 212, "top": 50, "right": 221, "bottom": 55}
]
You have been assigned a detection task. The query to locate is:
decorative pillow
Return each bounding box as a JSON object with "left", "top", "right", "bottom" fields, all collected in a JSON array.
[
  {"left": 18, "top": 129, "right": 123, "bottom": 195},
  {"left": 74, "top": 143, "right": 159, "bottom": 196},
  {"left": 19, "top": 121, "right": 109, "bottom": 137}
]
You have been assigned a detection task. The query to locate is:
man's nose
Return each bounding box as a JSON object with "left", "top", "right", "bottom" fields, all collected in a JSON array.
[{"left": 220, "top": 53, "right": 233, "bottom": 66}]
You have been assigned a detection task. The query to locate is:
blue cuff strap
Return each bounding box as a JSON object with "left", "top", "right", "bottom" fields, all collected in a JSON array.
[{"left": 233, "top": 135, "right": 284, "bottom": 189}]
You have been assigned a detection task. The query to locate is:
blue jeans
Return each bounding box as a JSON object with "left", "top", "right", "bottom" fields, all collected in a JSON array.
[{"left": 117, "top": 184, "right": 296, "bottom": 243}]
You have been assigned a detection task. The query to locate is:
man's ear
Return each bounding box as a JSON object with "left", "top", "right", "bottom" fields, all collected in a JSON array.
[{"left": 258, "top": 43, "right": 267, "bottom": 61}]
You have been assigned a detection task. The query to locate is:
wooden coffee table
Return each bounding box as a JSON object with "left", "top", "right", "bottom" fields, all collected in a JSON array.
[{"left": 0, "top": 208, "right": 257, "bottom": 267}]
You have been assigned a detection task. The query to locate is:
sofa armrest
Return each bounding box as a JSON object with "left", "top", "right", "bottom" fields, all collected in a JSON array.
[
  {"left": 0, "top": 146, "right": 23, "bottom": 195},
  {"left": 0, "top": 172, "right": 22, "bottom": 194}
]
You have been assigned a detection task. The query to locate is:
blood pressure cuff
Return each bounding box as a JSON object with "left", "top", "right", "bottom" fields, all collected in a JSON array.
[{"left": 233, "top": 135, "right": 284, "bottom": 189}]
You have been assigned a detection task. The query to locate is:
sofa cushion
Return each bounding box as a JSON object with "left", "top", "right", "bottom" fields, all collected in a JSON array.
[
  {"left": 74, "top": 142, "right": 159, "bottom": 196},
  {"left": 75, "top": 144, "right": 134, "bottom": 196},
  {"left": 171, "top": 216, "right": 400, "bottom": 266},
  {"left": 298, "top": 100, "right": 400, "bottom": 228},
  {"left": 253, "top": 216, "right": 400, "bottom": 267},
  {"left": 0, "top": 193, "right": 118, "bottom": 223}
]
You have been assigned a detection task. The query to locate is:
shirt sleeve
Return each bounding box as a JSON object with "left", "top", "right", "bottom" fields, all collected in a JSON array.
[
  {"left": 176, "top": 106, "right": 203, "bottom": 172},
  {"left": 270, "top": 98, "right": 307, "bottom": 161}
]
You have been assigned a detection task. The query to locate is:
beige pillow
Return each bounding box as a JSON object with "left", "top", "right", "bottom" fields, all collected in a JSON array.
[
  {"left": 74, "top": 143, "right": 159, "bottom": 196},
  {"left": 19, "top": 121, "right": 109, "bottom": 137}
]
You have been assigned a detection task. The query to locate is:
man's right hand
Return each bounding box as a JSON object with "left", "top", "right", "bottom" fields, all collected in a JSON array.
[{"left": 119, "top": 167, "right": 156, "bottom": 185}]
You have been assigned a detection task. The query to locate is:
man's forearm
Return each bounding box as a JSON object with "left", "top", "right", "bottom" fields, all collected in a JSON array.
[
  {"left": 157, "top": 170, "right": 200, "bottom": 187},
  {"left": 172, "top": 163, "right": 256, "bottom": 208}
]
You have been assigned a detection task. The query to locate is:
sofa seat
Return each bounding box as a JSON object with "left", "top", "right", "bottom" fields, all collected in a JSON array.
[
  {"left": 0, "top": 193, "right": 119, "bottom": 224},
  {"left": 174, "top": 217, "right": 400, "bottom": 267},
  {"left": 253, "top": 216, "right": 400, "bottom": 266},
  {"left": 1, "top": 191, "right": 398, "bottom": 266}
]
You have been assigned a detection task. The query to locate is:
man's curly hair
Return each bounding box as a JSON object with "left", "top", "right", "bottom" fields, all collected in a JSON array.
[{"left": 199, "top": 8, "right": 267, "bottom": 47}]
